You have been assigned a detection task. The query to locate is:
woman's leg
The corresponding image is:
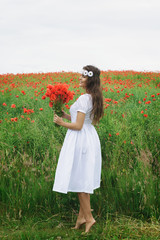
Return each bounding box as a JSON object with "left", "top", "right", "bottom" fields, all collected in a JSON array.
[
  {"left": 72, "top": 193, "right": 86, "bottom": 229},
  {"left": 78, "top": 192, "right": 96, "bottom": 233}
]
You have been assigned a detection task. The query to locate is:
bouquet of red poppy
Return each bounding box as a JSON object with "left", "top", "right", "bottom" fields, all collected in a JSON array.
[{"left": 45, "top": 83, "right": 74, "bottom": 117}]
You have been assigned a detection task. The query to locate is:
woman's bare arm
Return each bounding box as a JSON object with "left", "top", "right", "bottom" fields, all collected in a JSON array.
[
  {"left": 54, "top": 111, "right": 85, "bottom": 131},
  {"left": 62, "top": 110, "right": 71, "bottom": 121}
]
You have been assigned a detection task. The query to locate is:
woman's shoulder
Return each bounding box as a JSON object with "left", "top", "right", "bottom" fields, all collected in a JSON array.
[
  {"left": 77, "top": 94, "right": 92, "bottom": 109},
  {"left": 78, "top": 93, "right": 92, "bottom": 101}
]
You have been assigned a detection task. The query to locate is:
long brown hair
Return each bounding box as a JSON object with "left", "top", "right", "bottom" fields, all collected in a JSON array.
[{"left": 83, "top": 65, "right": 104, "bottom": 124}]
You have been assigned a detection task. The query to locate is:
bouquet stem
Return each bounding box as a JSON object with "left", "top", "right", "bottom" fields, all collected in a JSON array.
[{"left": 53, "top": 100, "right": 63, "bottom": 126}]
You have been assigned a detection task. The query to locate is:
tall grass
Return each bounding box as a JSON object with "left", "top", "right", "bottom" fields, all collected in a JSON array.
[{"left": 0, "top": 71, "right": 160, "bottom": 225}]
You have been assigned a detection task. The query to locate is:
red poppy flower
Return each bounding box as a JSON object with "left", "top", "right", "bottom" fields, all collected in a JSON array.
[
  {"left": 21, "top": 90, "right": 26, "bottom": 95},
  {"left": 65, "top": 105, "right": 70, "bottom": 109},
  {"left": 11, "top": 104, "right": 16, "bottom": 108},
  {"left": 42, "top": 95, "right": 46, "bottom": 100},
  {"left": 23, "top": 108, "right": 34, "bottom": 114}
]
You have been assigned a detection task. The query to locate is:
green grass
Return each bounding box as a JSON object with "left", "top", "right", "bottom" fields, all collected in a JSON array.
[{"left": 1, "top": 211, "right": 160, "bottom": 239}]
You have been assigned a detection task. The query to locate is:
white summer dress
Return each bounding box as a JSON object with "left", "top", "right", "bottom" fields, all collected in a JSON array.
[{"left": 52, "top": 93, "right": 102, "bottom": 194}]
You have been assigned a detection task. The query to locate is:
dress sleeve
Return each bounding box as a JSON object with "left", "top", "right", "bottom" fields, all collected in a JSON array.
[{"left": 76, "top": 95, "right": 89, "bottom": 114}]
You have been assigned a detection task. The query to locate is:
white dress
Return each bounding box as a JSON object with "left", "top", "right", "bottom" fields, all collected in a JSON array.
[{"left": 52, "top": 93, "right": 102, "bottom": 194}]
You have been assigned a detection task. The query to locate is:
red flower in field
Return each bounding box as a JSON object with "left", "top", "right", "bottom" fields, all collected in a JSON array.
[
  {"left": 124, "top": 141, "right": 126, "bottom": 144},
  {"left": 65, "top": 104, "right": 70, "bottom": 109},
  {"left": 31, "top": 120, "right": 35, "bottom": 123},
  {"left": 138, "top": 101, "right": 141, "bottom": 104},
  {"left": 16, "top": 95, "right": 19, "bottom": 98},
  {"left": 21, "top": 90, "right": 26, "bottom": 95},
  {"left": 116, "top": 132, "right": 119, "bottom": 135},
  {"left": 143, "top": 98, "right": 146, "bottom": 101},
  {"left": 153, "top": 99, "right": 156, "bottom": 101},
  {"left": 143, "top": 114, "right": 148, "bottom": 117},
  {"left": 158, "top": 129, "right": 160, "bottom": 131},
  {"left": 11, "top": 104, "right": 16, "bottom": 108},
  {"left": 11, "top": 117, "right": 18, "bottom": 122},
  {"left": 122, "top": 114, "right": 124, "bottom": 118},
  {"left": 42, "top": 95, "right": 46, "bottom": 100},
  {"left": 157, "top": 93, "right": 160, "bottom": 96},
  {"left": 39, "top": 108, "right": 43, "bottom": 111},
  {"left": 3, "top": 103, "right": 7, "bottom": 106},
  {"left": 105, "top": 98, "right": 112, "bottom": 102},
  {"left": 21, "top": 115, "right": 24, "bottom": 118},
  {"left": 109, "top": 133, "right": 112, "bottom": 137},
  {"left": 145, "top": 101, "right": 151, "bottom": 104},
  {"left": 0, "top": 120, "right": 2, "bottom": 123},
  {"left": 141, "top": 111, "right": 144, "bottom": 113},
  {"left": 23, "top": 108, "right": 34, "bottom": 114},
  {"left": 151, "top": 95, "right": 155, "bottom": 97},
  {"left": 105, "top": 104, "right": 110, "bottom": 109}
]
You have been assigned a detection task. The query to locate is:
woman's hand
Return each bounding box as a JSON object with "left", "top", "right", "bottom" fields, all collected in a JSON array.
[
  {"left": 53, "top": 114, "right": 64, "bottom": 126},
  {"left": 61, "top": 110, "right": 71, "bottom": 121},
  {"left": 61, "top": 110, "right": 66, "bottom": 118}
]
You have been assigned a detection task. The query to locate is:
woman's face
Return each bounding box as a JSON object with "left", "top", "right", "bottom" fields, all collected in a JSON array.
[{"left": 79, "top": 74, "right": 88, "bottom": 89}]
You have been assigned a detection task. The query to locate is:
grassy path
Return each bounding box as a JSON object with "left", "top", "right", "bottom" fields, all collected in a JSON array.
[{"left": 1, "top": 212, "right": 160, "bottom": 239}]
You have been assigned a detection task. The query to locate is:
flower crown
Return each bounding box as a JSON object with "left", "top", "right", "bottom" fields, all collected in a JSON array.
[{"left": 81, "top": 69, "right": 93, "bottom": 77}]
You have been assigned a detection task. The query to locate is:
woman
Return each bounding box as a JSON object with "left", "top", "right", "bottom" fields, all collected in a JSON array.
[{"left": 53, "top": 65, "right": 104, "bottom": 233}]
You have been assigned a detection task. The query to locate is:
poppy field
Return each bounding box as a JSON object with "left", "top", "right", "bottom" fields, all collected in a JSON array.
[{"left": 0, "top": 70, "right": 160, "bottom": 239}]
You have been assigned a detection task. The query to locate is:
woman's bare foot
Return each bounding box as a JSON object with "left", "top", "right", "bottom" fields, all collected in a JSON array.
[
  {"left": 84, "top": 218, "right": 96, "bottom": 233},
  {"left": 71, "top": 218, "right": 86, "bottom": 229}
]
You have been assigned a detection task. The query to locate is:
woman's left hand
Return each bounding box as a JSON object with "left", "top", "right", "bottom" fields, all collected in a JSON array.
[{"left": 53, "top": 114, "right": 64, "bottom": 126}]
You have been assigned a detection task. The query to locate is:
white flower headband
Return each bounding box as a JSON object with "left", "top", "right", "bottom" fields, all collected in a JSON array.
[{"left": 81, "top": 69, "right": 93, "bottom": 77}]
